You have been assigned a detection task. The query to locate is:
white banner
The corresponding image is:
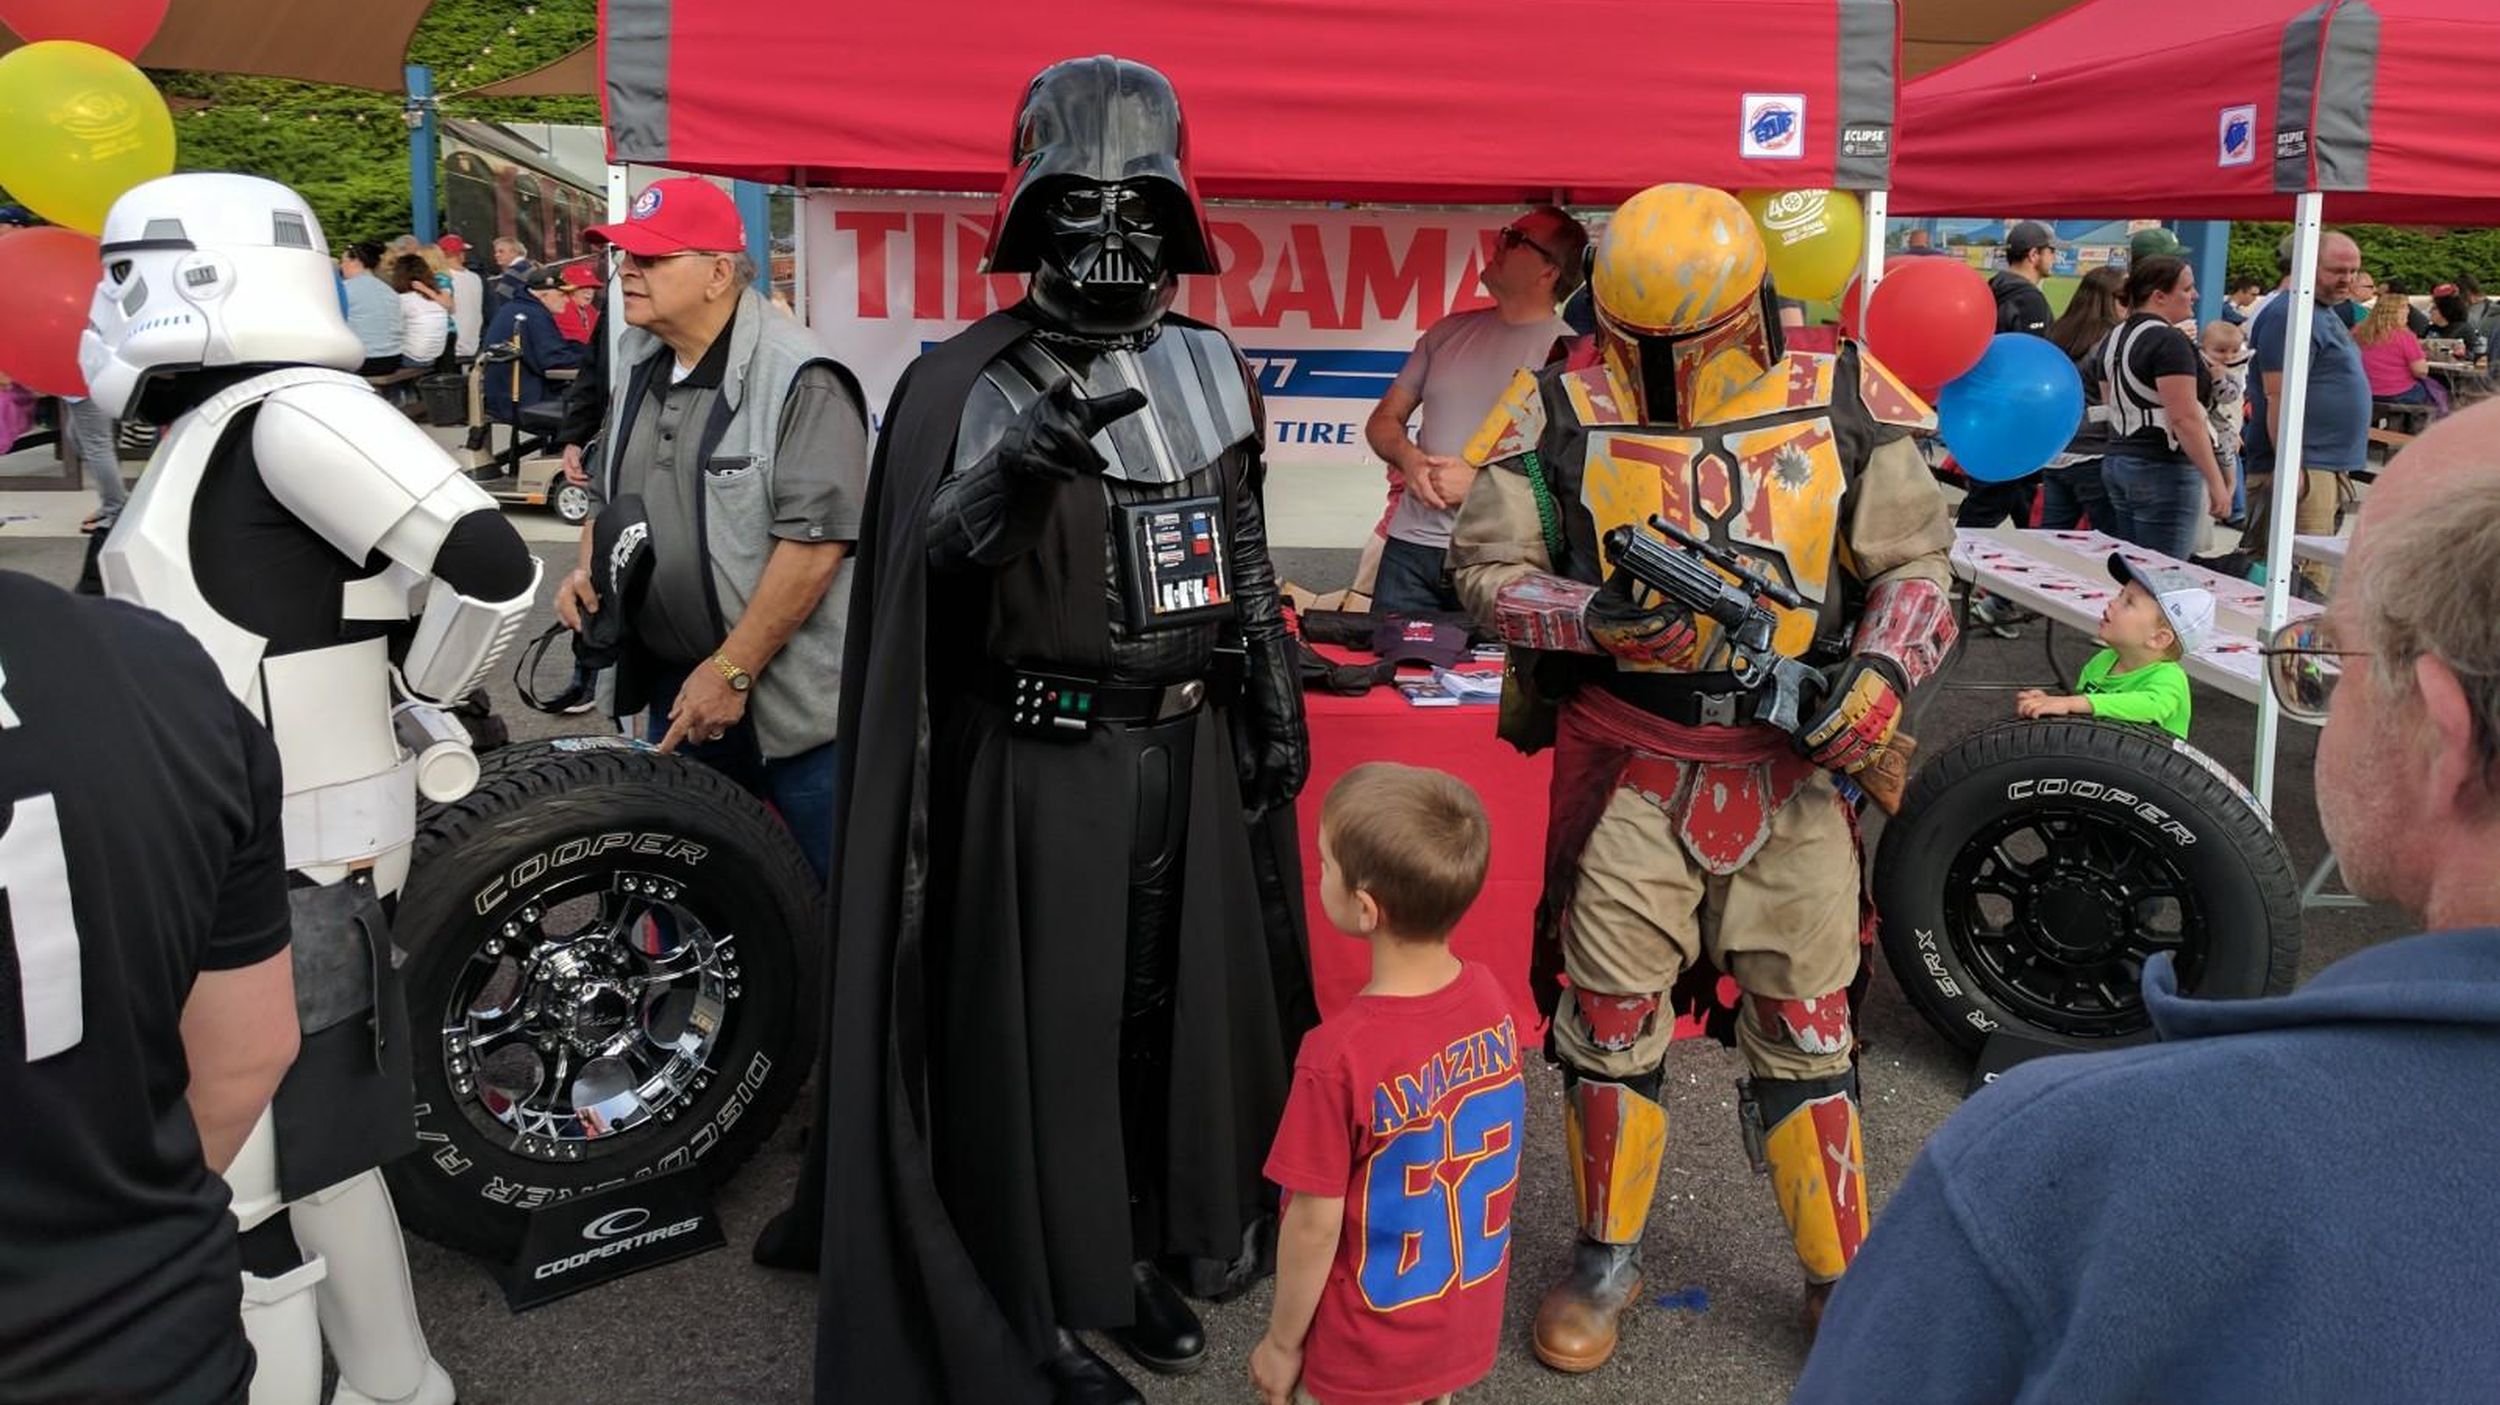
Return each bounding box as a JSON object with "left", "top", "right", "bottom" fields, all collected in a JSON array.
[{"left": 800, "top": 193, "right": 1529, "bottom": 471}]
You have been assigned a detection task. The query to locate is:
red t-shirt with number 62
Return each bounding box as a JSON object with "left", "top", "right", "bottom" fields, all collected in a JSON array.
[{"left": 1263, "top": 962, "right": 1526, "bottom": 1405}]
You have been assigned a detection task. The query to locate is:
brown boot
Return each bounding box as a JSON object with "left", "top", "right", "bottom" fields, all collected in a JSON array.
[
  {"left": 1535, "top": 1076, "right": 1669, "bottom": 1373},
  {"left": 1533, "top": 1238, "right": 1644, "bottom": 1373}
]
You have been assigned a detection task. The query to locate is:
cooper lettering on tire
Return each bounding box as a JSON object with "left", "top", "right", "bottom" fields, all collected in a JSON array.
[
  {"left": 1874, "top": 718, "right": 2301, "bottom": 1054},
  {"left": 389, "top": 741, "right": 824, "bottom": 1259}
]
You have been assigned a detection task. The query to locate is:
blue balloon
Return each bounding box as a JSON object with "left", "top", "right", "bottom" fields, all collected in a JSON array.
[{"left": 1937, "top": 333, "right": 2086, "bottom": 483}]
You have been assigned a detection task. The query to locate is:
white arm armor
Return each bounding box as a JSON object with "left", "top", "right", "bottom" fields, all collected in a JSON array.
[{"left": 253, "top": 381, "right": 542, "bottom": 703}]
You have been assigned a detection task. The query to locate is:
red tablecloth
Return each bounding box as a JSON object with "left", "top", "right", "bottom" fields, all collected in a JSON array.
[
  {"left": 1290, "top": 648, "right": 1714, "bottom": 1045},
  {"left": 1292, "top": 663, "right": 1552, "bottom": 1039}
]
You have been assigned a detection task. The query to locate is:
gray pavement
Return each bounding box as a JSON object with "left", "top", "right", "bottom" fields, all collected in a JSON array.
[{"left": 0, "top": 533, "right": 2408, "bottom": 1405}]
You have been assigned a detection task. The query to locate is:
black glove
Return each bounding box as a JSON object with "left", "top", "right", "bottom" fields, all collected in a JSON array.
[
  {"left": 1237, "top": 633, "right": 1310, "bottom": 817},
  {"left": 995, "top": 380, "right": 1147, "bottom": 484}
]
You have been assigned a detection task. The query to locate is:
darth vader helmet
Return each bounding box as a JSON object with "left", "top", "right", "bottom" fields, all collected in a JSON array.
[{"left": 984, "top": 55, "right": 1219, "bottom": 337}]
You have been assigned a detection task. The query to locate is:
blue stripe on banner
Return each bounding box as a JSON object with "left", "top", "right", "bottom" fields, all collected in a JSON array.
[{"left": 1240, "top": 348, "right": 1408, "bottom": 400}]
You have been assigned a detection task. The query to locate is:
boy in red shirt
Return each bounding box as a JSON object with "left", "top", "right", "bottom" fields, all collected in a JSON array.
[{"left": 1253, "top": 763, "right": 1525, "bottom": 1405}]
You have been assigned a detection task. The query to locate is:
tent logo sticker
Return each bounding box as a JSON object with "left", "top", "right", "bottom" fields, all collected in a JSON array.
[
  {"left": 1742, "top": 94, "right": 1806, "bottom": 161},
  {"left": 2218, "top": 105, "right": 2257, "bottom": 167},
  {"left": 2277, "top": 127, "right": 2311, "bottom": 161}
]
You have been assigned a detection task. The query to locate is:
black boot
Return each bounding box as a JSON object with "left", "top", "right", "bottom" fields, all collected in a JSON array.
[
  {"left": 1042, "top": 1329, "right": 1143, "bottom": 1405},
  {"left": 1108, "top": 1260, "right": 1207, "bottom": 1375}
]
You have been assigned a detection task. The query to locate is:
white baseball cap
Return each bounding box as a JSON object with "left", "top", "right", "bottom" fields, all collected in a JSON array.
[{"left": 2108, "top": 554, "right": 2214, "bottom": 654}]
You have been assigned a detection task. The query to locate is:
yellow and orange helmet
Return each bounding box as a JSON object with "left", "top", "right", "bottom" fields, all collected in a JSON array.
[{"left": 1590, "top": 184, "right": 1776, "bottom": 427}]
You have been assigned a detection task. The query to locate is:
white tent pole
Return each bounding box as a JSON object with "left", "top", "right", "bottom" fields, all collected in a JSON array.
[
  {"left": 606, "top": 163, "right": 629, "bottom": 369},
  {"left": 2254, "top": 190, "right": 2325, "bottom": 813},
  {"left": 1859, "top": 188, "right": 1889, "bottom": 327}
]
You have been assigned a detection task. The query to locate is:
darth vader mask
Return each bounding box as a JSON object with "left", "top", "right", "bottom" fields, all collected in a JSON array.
[{"left": 985, "top": 56, "right": 1218, "bottom": 338}]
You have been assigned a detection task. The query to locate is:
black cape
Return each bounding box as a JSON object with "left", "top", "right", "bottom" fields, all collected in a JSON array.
[{"left": 781, "top": 310, "right": 1313, "bottom": 1402}]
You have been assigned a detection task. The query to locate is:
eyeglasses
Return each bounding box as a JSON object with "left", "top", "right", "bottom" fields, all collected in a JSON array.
[
  {"left": 1498, "top": 225, "right": 1558, "bottom": 265},
  {"left": 2258, "top": 616, "right": 2371, "bottom": 720},
  {"left": 599, "top": 247, "right": 717, "bottom": 277}
]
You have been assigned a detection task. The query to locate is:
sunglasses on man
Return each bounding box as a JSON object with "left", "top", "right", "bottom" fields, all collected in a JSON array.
[{"left": 1498, "top": 224, "right": 1559, "bottom": 265}]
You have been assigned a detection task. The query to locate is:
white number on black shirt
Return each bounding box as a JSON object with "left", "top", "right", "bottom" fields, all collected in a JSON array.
[{"left": 0, "top": 794, "right": 83, "bottom": 1059}]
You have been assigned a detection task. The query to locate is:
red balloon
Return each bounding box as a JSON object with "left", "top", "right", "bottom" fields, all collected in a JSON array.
[
  {"left": 1859, "top": 258, "right": 1995, "bottom": 387},
  {"left": 1837, "top": 256, "right": 1916, "bottom": 341},
  {"left": 0, "top": 0, "right": 170, "bottom": 59},
  {"left": 0, "top": 225, "right": 101, "bottom": 396}
]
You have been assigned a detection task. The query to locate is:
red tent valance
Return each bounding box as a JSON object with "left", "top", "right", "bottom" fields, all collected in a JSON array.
[
  {"left": 600, "top": 0, "right": 1901, "bottom": 203},
  {"left": 1893, "top": 0, "right": 2500, "bottom": 225}
]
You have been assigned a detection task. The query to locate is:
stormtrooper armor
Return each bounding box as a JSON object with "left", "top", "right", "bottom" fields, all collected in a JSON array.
[{"left": 85, "top": 174, "right": 541, "bottom": 1405}]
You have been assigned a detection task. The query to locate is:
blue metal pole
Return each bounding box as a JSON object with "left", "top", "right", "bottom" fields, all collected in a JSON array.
[
  {"left": 405, "top": 65, "right": 439, "bottom": 242},
  {"left": 2192, "top": 220, "right": 2231, "bottom": 327},
  {"left": 732, "top": 180, "right": 772, "bottom": 278}
]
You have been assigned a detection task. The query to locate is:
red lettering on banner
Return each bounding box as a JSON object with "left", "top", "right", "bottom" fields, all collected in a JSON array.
[
  {"left": 836, "top": 211, "right": 908, "bottom": 318},
  {"left": 1449, "top": 229, "right": 1498, "bottom": 316},
  {"left": 1260, "top": 223, "right": 1343, "bottom": 330},
  {"left": 1189, "top": 220, "right": 1268, "bottom": 327},
  {"left": 1346, "top": 225, "right": 1447, "bottom": 327},
  {"left": 912, "top": 212, "right": 946, "bottom": 319},
  {"left": 950, "top": 214, "right": 1023, "bottom": 321}
]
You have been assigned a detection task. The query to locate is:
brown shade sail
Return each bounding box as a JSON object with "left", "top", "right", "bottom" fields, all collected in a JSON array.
[{"left": 456, "top": 43, "right": 595, "bottom": 99}]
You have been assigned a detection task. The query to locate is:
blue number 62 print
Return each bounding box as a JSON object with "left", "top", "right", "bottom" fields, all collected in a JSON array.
[{"left": 1356, "top": 1077, "right": 1526, "bottom": 1311}]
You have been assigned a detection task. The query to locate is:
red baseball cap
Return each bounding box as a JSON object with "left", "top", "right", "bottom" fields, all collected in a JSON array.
[
  {"left": 436, "top": 234, "right": 468, "bottom": 257},
  {"left": 584, "top": 177, "right": 744, "bottom": 257},
  {"left": 559, "top": 262, "right": 600, "bottom": 289}
]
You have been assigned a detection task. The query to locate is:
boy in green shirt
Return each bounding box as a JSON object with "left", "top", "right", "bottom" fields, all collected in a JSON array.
[{"left": 2016, "top": 555, "right": 2213, "bottom": 739}]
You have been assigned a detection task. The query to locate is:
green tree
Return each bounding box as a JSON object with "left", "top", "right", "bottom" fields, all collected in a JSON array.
[
  {"left": 149, "top": 0, "right": 598, "bottom": 244},
  {"left": 2230, "top": 220, "right": 2500, "bottom": 293}
]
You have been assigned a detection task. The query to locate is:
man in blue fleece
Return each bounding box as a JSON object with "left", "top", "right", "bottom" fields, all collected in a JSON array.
[{"left": 1794, "top": 401, "right": 2500, "bottom": 1404}]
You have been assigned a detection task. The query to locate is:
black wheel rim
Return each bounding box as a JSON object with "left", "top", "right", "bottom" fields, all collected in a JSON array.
[
  {"left": 1942, "top": 807, "right": 2205, "bottom": 1040},
  {"left": 438, "top": 869, "right": 743, "bottom": 1164}
]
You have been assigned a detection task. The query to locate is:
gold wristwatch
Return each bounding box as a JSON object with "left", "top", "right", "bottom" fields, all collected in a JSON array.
[{"left": 710, "top": 653, "right": 754, "bottom": 693}]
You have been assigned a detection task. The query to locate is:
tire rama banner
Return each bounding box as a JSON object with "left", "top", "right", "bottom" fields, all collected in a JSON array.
[{"left": 803, "top": 194, "right": 1535, "bottom": 470}]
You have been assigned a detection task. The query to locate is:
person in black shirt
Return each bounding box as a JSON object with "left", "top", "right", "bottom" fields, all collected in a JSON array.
[
  {"left": 2098, "top": 256, "right": 2230, "bottom": 559},
  {"left": 1, "top": 571, "right": 300, "bottom": 1405},
  {"left": 1961, "top": 221, "right": 2064, "bottom": 634},
  {"left": 1989, "top": 221, "right": 2057, "bottom": 336}
]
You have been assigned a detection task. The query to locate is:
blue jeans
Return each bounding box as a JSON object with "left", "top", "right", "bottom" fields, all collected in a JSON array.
[
  {"left": 2100, "top": 452, "right": 2209, "bottom": 560},
  {"left": 643, "top": 665, "right": 836, "bottom": 885},
  {"left": 1372, "top": 534, "right": 1461, "bottom": 614},
  {"left": 2039, "top": 460, "right": 2108, "bottom": 531}
]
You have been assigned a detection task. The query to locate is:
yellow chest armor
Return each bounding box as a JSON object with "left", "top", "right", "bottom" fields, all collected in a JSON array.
[{"left": 1467, "top": 344, "right": 1936, "bottom": 670}]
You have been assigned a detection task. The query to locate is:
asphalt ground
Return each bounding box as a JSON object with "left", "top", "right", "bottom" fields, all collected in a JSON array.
[{"left": 0, "top": 533, "right": 2409, "bottom": 1405}]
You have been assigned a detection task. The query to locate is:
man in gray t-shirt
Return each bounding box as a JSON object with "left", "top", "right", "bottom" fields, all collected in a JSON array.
[{"left": 1364, "top": 205, "right": 1586, "bottom": 614}]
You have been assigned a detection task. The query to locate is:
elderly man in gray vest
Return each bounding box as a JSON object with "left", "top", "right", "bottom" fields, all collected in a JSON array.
[{"left": 555, "top": 177, "right": 866, "bottom": 882}]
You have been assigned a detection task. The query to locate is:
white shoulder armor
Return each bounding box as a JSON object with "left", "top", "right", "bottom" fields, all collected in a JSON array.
[{"left": 253, "top": 380, "right": 498, "bottom": 572}]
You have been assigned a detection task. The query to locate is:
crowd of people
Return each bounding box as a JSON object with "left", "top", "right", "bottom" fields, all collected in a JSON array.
[{"left": 9, "top": 61, "right": 2500, "bottom": 1405}]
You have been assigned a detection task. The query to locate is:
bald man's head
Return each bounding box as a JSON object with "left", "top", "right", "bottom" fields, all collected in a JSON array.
[
  {"left": 2314, "top": 231, "right": 2361, "bottom": 306},
  {"left": 2317, "top": 398, "right": 2500, "bottom": 924}
]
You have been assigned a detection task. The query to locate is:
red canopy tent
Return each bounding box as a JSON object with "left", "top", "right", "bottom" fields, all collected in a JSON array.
[
  {"left": 1893, "top": 0, "right": 2500, "bottom": 224},
  {"left": 1894, "top": 0, "right": 2500, "bottom": 809},
  {"left": 598, "top": 0, "right": 1903, "bottom": 202}
]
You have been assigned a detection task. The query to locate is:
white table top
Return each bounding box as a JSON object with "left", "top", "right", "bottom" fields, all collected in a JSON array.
[
  {"left": 2292, "top": 534, "right": 2349, "bottom": 567},
  {"left": 1950, "top": 528, "right": 2319, "bottom": 707}
]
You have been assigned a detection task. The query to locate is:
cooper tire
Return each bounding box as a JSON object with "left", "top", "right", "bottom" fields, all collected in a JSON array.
[
  {"left": 1874, "top": 717, "right": 2301, "bottom": 1055},
  {"left": 388, "top": 736, "right": 823, "bottom": 1258}
]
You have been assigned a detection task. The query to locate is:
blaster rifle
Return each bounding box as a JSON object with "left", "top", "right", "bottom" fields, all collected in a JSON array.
[
  {"left": 1600, "top": 516, "right": 1825, "bottom": 735},
  {"left": 1600, "top": 516, "right": 1914, "bottom": 815}
]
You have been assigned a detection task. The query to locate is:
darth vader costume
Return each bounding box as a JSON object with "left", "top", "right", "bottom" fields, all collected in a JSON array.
[{"left": 772, "top": 57, "right": 1312, "bottom": 1405}]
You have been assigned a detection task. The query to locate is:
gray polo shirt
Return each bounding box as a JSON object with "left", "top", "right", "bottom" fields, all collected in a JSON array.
[
  {"left": 615, "top": 309, "right": 868, "bottom": 667},
  {"left": 1386, "top": 307, "right": 1569, "bottom": 548}
]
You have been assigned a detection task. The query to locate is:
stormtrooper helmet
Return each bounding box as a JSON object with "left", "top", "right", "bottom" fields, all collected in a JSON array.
[{"left": 79, "top": 173, "right": 367, "bottom": 418}]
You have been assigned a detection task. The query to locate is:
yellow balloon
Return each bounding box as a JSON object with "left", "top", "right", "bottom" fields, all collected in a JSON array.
[
  {"left": 1738, "top": 188, "right": 1866, "bottom": 304},
  {"left": 0, "top": 40, "right": 176, "bottom": 235}
]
